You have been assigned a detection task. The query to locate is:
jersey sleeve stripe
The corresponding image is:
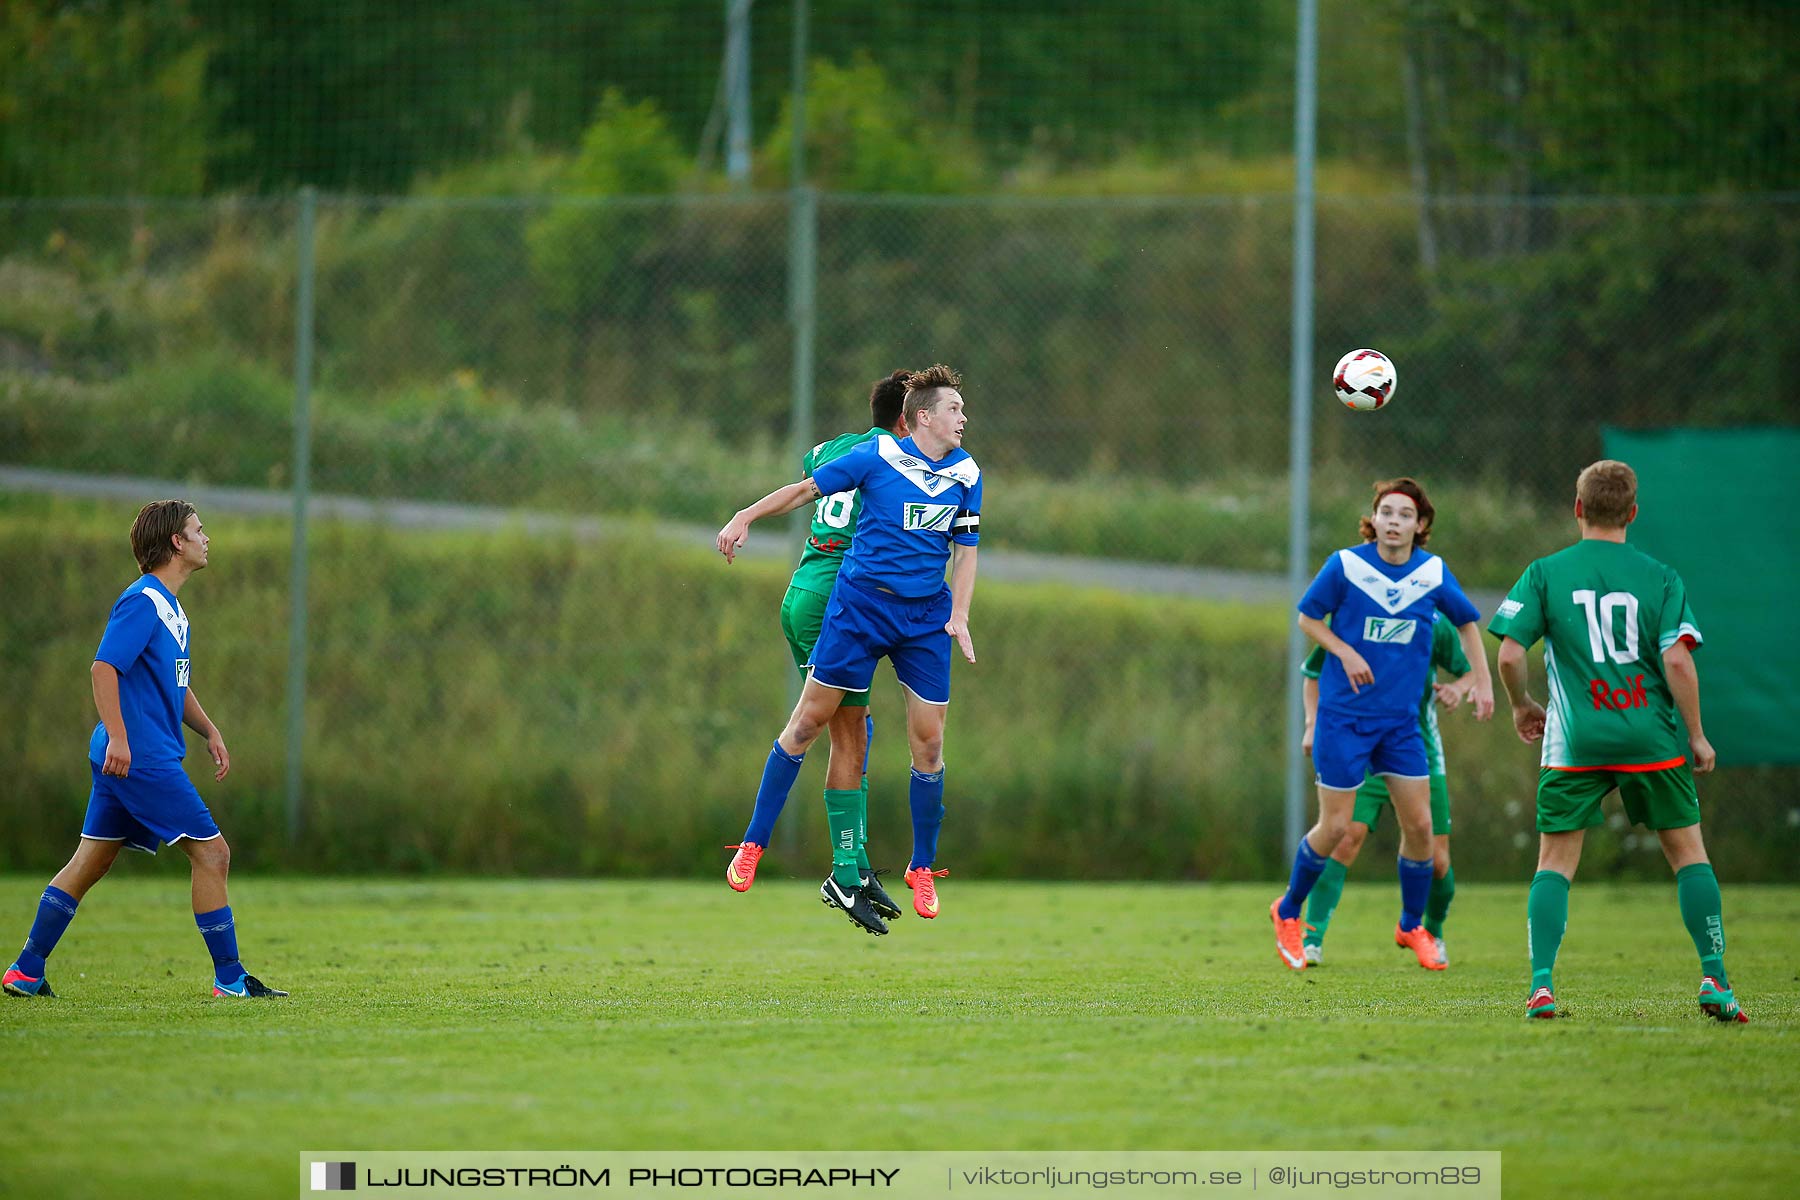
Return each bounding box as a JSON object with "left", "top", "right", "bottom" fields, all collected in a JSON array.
[{"left": 1658, "top": 623, "right": 1702, "bottom": 652}]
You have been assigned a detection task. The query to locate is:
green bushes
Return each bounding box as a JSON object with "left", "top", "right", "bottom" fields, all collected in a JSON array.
[
  {"left": 7, "top": 191, "right": 1795, "bottom": 507},
  {"left": 2, "top": 495, "right": 1794, "bottom": 880},
  {"left": 0, "top": 362, "right": 789, "bottom": 519},
  {"left": 0, "top": 356, "right": 1578, "bottom": 585}
]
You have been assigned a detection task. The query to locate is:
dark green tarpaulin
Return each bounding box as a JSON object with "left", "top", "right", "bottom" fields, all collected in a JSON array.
[{"left": 1602, "top": 428, "right": 1800, "bottom": 765}]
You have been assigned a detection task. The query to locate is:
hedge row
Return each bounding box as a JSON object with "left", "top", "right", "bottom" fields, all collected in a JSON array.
[{"left": 2, "top": 494, "right": 1792, "bottom": 880}]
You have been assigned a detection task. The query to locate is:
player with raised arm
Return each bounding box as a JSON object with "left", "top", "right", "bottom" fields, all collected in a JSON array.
[
  {"left": 1270, "top": 477, "right": 1494, "bottom": 972},
  {"left": 1489, "top": 459, "right": 1746, "bottom": 1022},
  {"left": 720, "top": 369, "right": 912, "bottom": 921},
  {"left": 718, "top": 365, "right": 980, "bottom": 935},
  {"left": 1300, "top": 611, "right": 1473, "bottom": 967},
  {"left": 4, "top": 502, "right": 285, "bottom": 1001}
]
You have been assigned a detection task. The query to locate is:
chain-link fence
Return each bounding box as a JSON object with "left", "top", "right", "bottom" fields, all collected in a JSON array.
[
  {"left": 5, "top": 191, "right": 1795, "bottom": 558},
  {"left": 2, "top": 188, "right": 1796, "bottom": 881},
  {"left": 3, "top": 0, "right": 1797, "bottom": 880}
]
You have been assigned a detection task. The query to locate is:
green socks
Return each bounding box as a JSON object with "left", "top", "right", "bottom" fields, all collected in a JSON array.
[
  {"left": 855, "top": 777, "right": 872, "bottom": 873},
  {"left": 1524, "top": 863, "right": 1729, "bottom": 998},
  {"left": 1527, "top": 869, "right": 1569, "bottom": 992},
  {"left": 824, "top": 788, "right": 863, "bottom": 888},
  {"left": 1302, "top": 857, "right": 1349, "bottom": 946},
  {"left": 1423, "top": 865, "right": 1455, "bottom": 938},
  {"left": 1676, "top": 862, "right": 1728, "bottom": 987}
]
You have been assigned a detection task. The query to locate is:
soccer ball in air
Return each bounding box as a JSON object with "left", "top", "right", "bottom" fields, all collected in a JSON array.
[{"left": 1333, "top": 348, "right": 1396, "bottom": 411}]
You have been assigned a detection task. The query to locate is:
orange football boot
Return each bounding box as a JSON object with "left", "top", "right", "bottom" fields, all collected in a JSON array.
[
  {"left": 725, "top": 842, "right": 765, "bottom": 892},
  {"left": 904, "top": 866, "right": 949, "bottom": 918}
]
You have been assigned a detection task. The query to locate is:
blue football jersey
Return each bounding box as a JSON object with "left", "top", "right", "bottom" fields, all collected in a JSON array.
[
  {"left": 89, "top": 576, "right": 191, "bottom": 767},
  {"left": 810, "top": 434, "right": 982, "bottom": 600},
  {"left": 1299, "top": 543, "right": 1480, "bottom": 720}
]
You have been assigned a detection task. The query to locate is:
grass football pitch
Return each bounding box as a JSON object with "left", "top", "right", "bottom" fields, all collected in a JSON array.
[{"left": 1, "top": 874, "right": 1794, "bottom": 1198}]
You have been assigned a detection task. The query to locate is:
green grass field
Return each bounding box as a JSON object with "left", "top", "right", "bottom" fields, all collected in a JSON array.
[{"left": 1, "top": 874, "right": 1794, "bottom": 1199}]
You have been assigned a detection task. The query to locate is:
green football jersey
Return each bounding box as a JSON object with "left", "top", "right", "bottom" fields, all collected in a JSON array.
[
  {"left": 1304, "top": 614, "right": 1471, "bottom": 770},
  {"left": 1488, "top": 539, "right": 1701, "bottom": 769},
  {"left": 788, "top": 427, "right": 885, "bottom": 596}
]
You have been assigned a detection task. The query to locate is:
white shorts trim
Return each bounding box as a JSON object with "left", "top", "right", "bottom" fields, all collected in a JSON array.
[
  {"left": 897, "top": 679, "right": 950, "bottom": 707},
  {"left": 81, "top": 833, "right": 158, "bottom": 855},
  {"left": 169, "top": 831, "right": 223, "bottom": 844},
  {"left": 805, "top": 667, "right": 872, "bottom": 694},
  {"left": 1372, "top": 771, "right": 1432, "bottom": 781}
]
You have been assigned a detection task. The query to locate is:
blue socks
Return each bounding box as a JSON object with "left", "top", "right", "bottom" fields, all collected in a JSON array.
[
  {"left": 195, "top": 905, "right": 243, "bottom": 984},
  {"left": 17, "top": 888, "right": 248, "bottom": 987},
  {"left": 16, "top": 886, "right": 79, "bottom": 978},
  {"left": 1279, "top": 837, "right": 1332, "bottom": 919},
  {"left": 743, "top": 741, "right": 807, "bottom": 847},
  {"left": 1397, "top": 856, "right": 1434, "bottom": 932},
  {"left": 908, "top": 766, "right": 945, "bottom": 870}
]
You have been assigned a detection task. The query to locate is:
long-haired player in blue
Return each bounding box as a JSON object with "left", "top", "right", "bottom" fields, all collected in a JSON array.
[
  {"left": 717, "top": 364, "right": 981, "bottom": 936},
  {"left": 5, "top": 501, "right": 285, "bottom": 1000},
  {"left": 1270, "top": 478, "right": 1494, "bottom": 971}
]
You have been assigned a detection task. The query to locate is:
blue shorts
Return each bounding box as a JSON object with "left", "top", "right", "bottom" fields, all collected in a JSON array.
[
  {"left": 81, "top": 761, "right": 220, "bottom": 855},
  {"left": 1313, "top": 709, "right": 1428, "bottom": 792},
  {"left": 808, "top": 578, "right": 954, "bottom": 706}
]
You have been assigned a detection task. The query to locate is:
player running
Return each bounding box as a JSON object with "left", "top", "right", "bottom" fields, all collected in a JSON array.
[
  {"left": 1271, "top": 477, "right": 1494, "bottom": 971},
  {"left": 4, "top": 501, "right": 285, "bottom": 1001},
  {"left": 717, "top": 365, "right": 981, "bottom": 935},
  {"left": 720, "top": 369, "right": 912, "bottom": 922},
  {"left": 1489, "top": 459, "right": 1747, "bottom": 1022},
  {"left": 1300, "top": 611, "right": 1474, "bottom": 967}
]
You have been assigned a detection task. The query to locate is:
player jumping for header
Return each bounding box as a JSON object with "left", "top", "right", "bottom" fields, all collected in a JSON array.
[
  {"left": 718, "top": 365, "right": 981, "bottom": 935},
  {"left": 721, "top": 369, "right": 912, "bottom": 922}
]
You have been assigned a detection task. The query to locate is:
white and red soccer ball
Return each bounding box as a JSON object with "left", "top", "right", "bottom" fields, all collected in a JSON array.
[{"left": 1333, "top": 348, "right": 1396, "bottom": 411}]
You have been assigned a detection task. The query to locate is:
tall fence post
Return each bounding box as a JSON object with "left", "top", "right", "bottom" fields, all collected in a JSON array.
[
  {"left": 787, "top": 184, "right": 817, "bottom": 490},
  {"left": 285, "top": 186, "right": 317, "bottom": 844},
  {"left": 780, "top": 0, "right": 815, "bottom": 861},
  {"left": 725, "top": 0, "right": 753, "bottom": 187},
  {"left": 786, "top": 0, "right": 815, "bottom": 485},
  {"left": 1283, "top": 0, "right": 1320, "bottom": 862}
]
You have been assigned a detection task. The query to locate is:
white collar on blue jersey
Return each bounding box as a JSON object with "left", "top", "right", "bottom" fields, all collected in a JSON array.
[
  {"left": 877, "top": 434, "right": 980, "bottom": 492},
  {"left": 1336, "top": 546, "right": 1443, "bottom": 615}
]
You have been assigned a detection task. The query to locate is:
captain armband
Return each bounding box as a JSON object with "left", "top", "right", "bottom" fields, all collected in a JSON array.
[{"left": 952, "top": 510, "right": 980, "bottom": 534}]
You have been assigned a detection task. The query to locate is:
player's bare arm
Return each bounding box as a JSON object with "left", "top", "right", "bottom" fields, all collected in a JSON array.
[
  {"left": 1662, "top": 639, "right": 1716, "bottom": 773},
  {"left": 945, "top": 542, "right": 978, "bottom": 664},
  {"left": 90, "top": 660, "right": 130, "bottom": 777},
  {"left": 1453, "top": 621, "right": 1496, "bottom": 720},
  {"left": 1496, "top": 636, "right": 1545, "bottom": 743},
  {"left": 1302, "top": 675, "right": 1319, "bottom": 755},
  {"left": 1298, "top": 613, "right": 1372, "bottom": 691},
  {"left": 716, "top": 478, "right": 823, "bottom": 563},
  {"left": 183, "top": 688, "right": 230, "bottom": 781}
]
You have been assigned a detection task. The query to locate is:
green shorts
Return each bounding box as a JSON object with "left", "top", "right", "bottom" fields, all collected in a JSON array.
[
  {"left": 780, "top": 585, "right": 870, "bottom": 708},
  {"left": 1349, "top": 772, "right": 1451, "bottom": 836},
  {"left": 1535, "top": 763, "right": 1699, "bottom": 833}
]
